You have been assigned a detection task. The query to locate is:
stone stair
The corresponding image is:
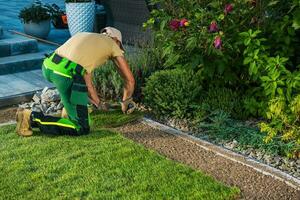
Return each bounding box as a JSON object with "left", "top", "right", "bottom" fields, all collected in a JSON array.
[
  {"left": 0, "top": 26, "right": 3, "bottom": 39},
  {"left": 0, "top": 27, "right": 54, "bottom": 107},
  {"left": 0, "top": 51, "right": 46, "bottom": 75},
  {"left": 0, "top": 37, "right": 38, "bottom": 57}
]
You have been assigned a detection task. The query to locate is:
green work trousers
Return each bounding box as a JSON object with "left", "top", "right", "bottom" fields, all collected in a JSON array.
[{"left": 30, "top": 64, "right": 90, "bottom": 136}]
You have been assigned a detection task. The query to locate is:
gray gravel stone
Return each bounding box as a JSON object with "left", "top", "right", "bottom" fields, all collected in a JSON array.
[
  {"left": 19, "top": 87, "right": 64, "bottom": 116},
  {"left": 273, "top": 156, "right": 282, "bottom": 166},
  {"left": 46, "top": 105, "right": 55, "bottom": 114},
  {"left": 56, "top": 101, "right": 63, "bottom": 110},
  {"left": 41, "top": 88, "right": 60, "bottom": 103},
  {"left": 249, "top": 151, "right": 256, "bottom": 158},
  {"left": 256, "top": 151, "right": 264, "bottom": 160},
  {"left": 263, "top": 155, "right": 272, "bottom": 165},
  {"left": 32, "top": 92, "right": 41, "bottom": 103},
  {"left": 289, "top": 161, "right": 296, "bottom": 167},
  {"left": 31, "top": 106, "right": 42, "bottom": 112}
]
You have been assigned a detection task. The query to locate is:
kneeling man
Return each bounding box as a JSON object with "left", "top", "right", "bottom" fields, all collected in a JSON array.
[{"left": 16, "top": 27, "right": 136, "bottom": 136}]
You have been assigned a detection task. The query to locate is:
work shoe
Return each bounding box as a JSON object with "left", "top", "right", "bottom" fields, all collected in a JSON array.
[
  {"left": 15, "top": 108, "right": 33, "bottom": 137},
  {"left": 121, "top": 97, "right": 136, "bottom": 114}
]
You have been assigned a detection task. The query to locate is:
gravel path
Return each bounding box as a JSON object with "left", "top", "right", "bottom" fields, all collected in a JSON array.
[{"left": 115, "top": 121, "right": 300, "bottom": 200}]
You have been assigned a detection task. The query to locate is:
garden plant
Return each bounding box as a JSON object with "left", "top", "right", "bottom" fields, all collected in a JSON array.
[
  {"left": 141, "top": 0, "right": 300, "bottom": 158},
  {"left": 19, "top": 0, "right": 52, "bottom": 24}
]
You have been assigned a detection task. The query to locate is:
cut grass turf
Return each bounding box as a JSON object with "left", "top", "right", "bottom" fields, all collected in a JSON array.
[
  {"left": 91, "top": 110, "right": 144, "bottom": 128},
  {"left": 0, "top": 111, "right": 239, "bottom": 199}
]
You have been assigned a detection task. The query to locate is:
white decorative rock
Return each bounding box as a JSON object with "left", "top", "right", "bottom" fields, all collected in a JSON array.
[
  {"left": 66, "top": 1, "right": 96, "bottom": 36},
  {"left": 41, "top": 89, "right": 60, "bottom": 103}
]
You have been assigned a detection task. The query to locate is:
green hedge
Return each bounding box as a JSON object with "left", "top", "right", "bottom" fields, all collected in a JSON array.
[{"left": 144, "top": 69, "right": 202, "bottom": 119}]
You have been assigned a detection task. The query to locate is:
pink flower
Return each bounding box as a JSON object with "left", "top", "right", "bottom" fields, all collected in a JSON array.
[
  {"left": 224, "top": 4, "right": 233, "bottom": 14},
  {"left": 180, "top": 18, "right": 189, "bottom": 27},
  {"left": 209, "top": 21, "right": 219, "bottom": 33},
  {"left": 169, "top": 19, "right": 180, "bottom": 31},
  {"left": 214, "top": 36, "right": 222, "bottom": 49}
]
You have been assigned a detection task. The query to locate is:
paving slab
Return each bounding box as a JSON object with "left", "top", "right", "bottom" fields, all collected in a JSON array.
[{"left": 0, "top": 69, "right": 53, "bottom": 107}]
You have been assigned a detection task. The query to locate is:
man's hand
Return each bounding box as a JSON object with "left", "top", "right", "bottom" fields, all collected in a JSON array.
[
  {"left": 89, "top": 97, "right": 100, "bottom": 108},
  {"left": 89, "top": 98, "right": 110, "bottom": 111},
  {"left": 84, "top": 72, "right": 100, "bottom": 107},
  {"left": 121, "top": 97, "right": 136, "bottom": 114}
]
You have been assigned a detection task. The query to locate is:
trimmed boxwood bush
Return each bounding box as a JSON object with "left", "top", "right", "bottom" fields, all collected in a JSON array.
[
  {"left": 201, "top": 86, "right": 246, "bottom": 119},
  {"left": 144, "top": 69, "right": 202, "bottom": 119}
]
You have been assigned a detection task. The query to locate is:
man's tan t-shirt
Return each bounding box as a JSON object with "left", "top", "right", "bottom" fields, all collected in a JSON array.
[{"left": 55, "top": 32, "right": 124, "bottom": 73}]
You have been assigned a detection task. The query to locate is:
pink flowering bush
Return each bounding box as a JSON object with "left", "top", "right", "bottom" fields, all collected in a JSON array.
[
  {"left": 224, "top": 4, "right": 233, "bottom": 14},
  {"left": 145, "top": 0, "right": 299, "bottom": 86},
  {"left": 209, "top": 21, "right": 219, "bottom": 33},
  {"left": 169, "top": 19, "right": 180, "bottom": 31},
  {"left": 144, "top": 0, "right": 262, "bottom": 86}
]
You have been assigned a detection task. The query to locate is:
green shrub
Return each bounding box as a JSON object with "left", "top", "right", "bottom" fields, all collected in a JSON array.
[
  {"left": 241, "top": 29, "right": 300, "bottom": 157},
  {"left": 93, "top": 62, "right": 121, "bottom": 101},
  {"left": 143, "top": 69, "right": 202, "bottom": 119},
  {"left": 200, "top": 86, "right": 246, "bottom": 119},
  {"left": 93, "top": 48, "right": 158, "bottom": 101}
]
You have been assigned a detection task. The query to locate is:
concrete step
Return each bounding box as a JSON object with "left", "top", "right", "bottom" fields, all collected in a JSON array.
[
  {"left": 0, "top": 26, "right": 3, "bottom": 39},
  {"left": 0, "top": 69, "right": 54, "bottom": 107},
  {"left": 0, "top": 37, "right": 38, "bottom": 57},
  {"left": 0, "top": 51, "right": 46, "bottom": 75}
]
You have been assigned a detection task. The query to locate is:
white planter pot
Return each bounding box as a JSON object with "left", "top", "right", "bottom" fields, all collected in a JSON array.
[
  {"left": 66, "top": 1, "right": 96, "bottom": 36},
  {"left": 23, "top": 20, "right": 51, "bottom": 39}
]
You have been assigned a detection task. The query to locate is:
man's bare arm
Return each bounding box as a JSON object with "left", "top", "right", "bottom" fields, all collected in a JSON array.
[
  {"left": 113, "top": 56, "right": 135, "bottom": 101},
  {"left": 83, "top": 72, "right": 100, "bottom": 107}
]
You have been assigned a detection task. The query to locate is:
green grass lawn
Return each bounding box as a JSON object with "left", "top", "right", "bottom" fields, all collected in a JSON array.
[{"left": 0, "top": 111, "right": 239, "bottom": 199}]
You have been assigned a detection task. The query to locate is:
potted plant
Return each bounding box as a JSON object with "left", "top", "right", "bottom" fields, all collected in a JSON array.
[
  {"left": 65, "top": 0, "right": 96, "bottom": 36},
  {"left": 47, "top": 4, "right": 68, "bottom": 29},
  {"left": 18, "top": 1, "right": 51, "bottom": 39}
]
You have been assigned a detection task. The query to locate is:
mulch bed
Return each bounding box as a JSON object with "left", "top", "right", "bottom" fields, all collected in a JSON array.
[
  {"left": 0, "top": 106, "right": 18, "bottom": 123},
  {"left": 115, "top": 121, "right": 300, "bottom": 200}
]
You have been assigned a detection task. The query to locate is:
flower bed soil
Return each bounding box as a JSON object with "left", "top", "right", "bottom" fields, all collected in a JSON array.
[
  {"left": 115, "top": 121, "right": 300, "bottom": 200},
  {"left": 0, "top": 106, "right": 18, "bottom": 123}
]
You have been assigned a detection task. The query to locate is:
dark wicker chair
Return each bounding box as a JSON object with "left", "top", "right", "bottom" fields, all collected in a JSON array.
[{"left": 102, "top": 0, "right": 152, "bottom": 45}]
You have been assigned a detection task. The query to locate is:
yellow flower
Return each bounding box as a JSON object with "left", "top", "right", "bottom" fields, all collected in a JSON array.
[{"left": 184, "top": 21, "right": 190, "bottom": 27}]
